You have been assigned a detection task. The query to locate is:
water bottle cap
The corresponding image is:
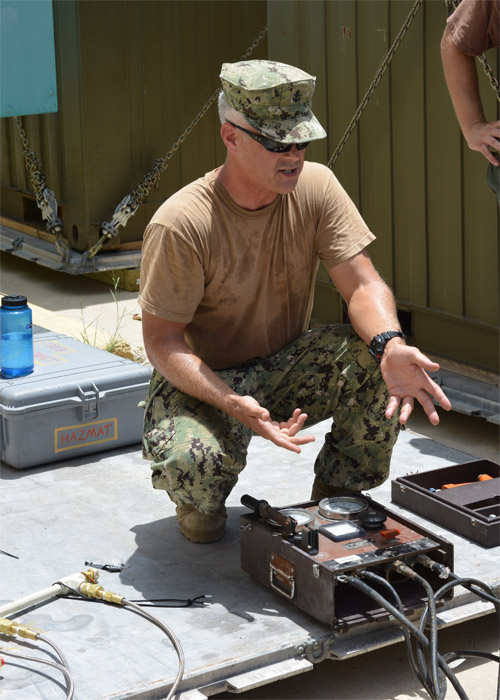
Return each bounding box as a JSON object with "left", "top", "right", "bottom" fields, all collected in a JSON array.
[{"left": 1, "top": 295, "right": 28, "bottom": 308}]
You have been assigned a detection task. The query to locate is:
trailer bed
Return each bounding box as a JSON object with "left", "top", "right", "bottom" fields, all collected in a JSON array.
[{"left": 0, "top": 422, "right": 498, "bottom": 699}]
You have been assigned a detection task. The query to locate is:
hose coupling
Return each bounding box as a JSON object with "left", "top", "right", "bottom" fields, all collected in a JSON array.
[
  {"left": 417, "top": 555, "right": 450, "bottom": 579},
  {"left": 0, "top": 618, "right": 40, "bottom": 640},
  {"left": 391, "top": 559, "right": 416, "bottom": 579},
  {"left": 79, "top": 582, "right": 124, "bottom": 605}
]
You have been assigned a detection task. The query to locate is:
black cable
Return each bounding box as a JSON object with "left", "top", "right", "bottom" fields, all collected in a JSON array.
[
  {"left": 417, "top": 558, "right": 500, "bottom": 610},
  {"left": 447, "top": 572, "right": 500, "bottom": 609},
  {"left": 444, "top": 649, "right": 500, "bottom": 664},
  {"left": 342, "top": 575, "right": 469, "bottom": 700},
  {"left": 420, "top": 574, "right": 500, "bottom": 699},
  {"left": 127, "top": 594, "right": 211, "bottom": 608},
  {"left": 411, "top": 569, "right": 440, "bottom": 696},
  {"left": 359, "top": 569, "right": 446, "bottom": 698},
  {"left": 58, "top": 589, "right": 210, "bottom": 608},
  {"left": 420, "top": 577, "right": 500, "bottom": 632},
  {"left": 392, "top": 562, "right": 441, "bottom": 698}
]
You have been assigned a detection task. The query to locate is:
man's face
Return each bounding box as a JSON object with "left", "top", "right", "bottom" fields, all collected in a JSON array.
[{"left": 229, "top": 121, "right": 307, "bottom": 201}]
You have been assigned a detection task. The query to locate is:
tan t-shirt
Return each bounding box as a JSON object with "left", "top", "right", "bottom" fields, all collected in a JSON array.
[
  {"left": 447, "top": 0, "right": 499, "bottom": 55},
  {"left": 139, "top": 161, "right": 374, "bottom": 370}
]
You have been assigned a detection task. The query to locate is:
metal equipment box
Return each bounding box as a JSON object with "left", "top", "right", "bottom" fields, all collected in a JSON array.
[
  {"left": 392, "top": 460, "right": 500, "bottom": 548},
  {"left": 240, "top": 495, "right": 454, "bottom": 629},
  {"left": 0, "top": 330, "right": 151, "bottom": 468}
]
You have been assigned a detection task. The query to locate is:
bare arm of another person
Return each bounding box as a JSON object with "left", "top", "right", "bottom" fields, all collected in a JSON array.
[
  {"left": 141, "top": 310, "right": 315, "bottom": 453},
  {"left": 329, "top": 251, "right": 452, "bottom": 426},
  {"left": 441, "top": 25, "right": 500, "bottom": 166}
]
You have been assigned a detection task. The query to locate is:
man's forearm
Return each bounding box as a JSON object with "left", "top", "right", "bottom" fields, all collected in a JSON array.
[
  {"left": 441, "top": 28, "right": 484, "bottom": 141},
  {"left": 146, "top": 336, "right": 240, "bottom": 415},
  {"left": 346, "top": 278, "right": 402, "bottom": 346},
  {"left": 144, "top": 333, "right": 313, "bottom": 451}
]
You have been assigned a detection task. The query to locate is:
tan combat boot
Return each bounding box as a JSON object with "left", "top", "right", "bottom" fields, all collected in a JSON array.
[
  {"left": 310, "top": 477, "right": 357, "bottom": 501},
  {"left": 176, "top": 503, "right": 227, "bottom": 543}
]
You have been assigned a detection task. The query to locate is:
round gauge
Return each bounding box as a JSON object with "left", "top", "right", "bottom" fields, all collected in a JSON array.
[
  {"left": 318, "top": 496, "right": 368, "bottom": 521},
  {"left": 266, "top": 507, "right": 315, "bottom": 529}
]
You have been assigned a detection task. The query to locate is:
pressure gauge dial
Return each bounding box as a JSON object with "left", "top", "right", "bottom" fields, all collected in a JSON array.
[{"left": 318, "top": 496, "right": 368, "bottom": 521}]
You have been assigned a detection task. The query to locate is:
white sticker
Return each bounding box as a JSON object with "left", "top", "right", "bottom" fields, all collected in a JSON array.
[{"left": 334, "top": 554, "right": 362, "bottom": 565}]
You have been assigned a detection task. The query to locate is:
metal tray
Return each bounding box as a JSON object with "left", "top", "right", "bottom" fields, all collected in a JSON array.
[{"left": 391, "top": 459, "right": 500, "bottom": 548}]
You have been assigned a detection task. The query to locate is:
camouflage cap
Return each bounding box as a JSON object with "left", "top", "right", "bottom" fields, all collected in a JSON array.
[{"left": 220, "top": 60, "right": 327, "bottom": 144}]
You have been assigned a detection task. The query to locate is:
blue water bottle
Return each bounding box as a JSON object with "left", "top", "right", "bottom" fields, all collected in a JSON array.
[{"left": 0, "top": 295, "right": 34, "bottom": 378}]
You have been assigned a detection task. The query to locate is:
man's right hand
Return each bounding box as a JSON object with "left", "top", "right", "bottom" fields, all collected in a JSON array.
[
  {"left": 142, "top": 312, "right": 315, "bottom": 454},
  {"left": 465, "top": 120, "right": 500, "bottom": 165},
  {"left": 232, "top": 396, "right": 315, "bottom": 454}
]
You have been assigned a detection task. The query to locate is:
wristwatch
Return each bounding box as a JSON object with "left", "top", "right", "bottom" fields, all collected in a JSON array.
[{"left": 369, "top": 330, "right": 406, "bottom": 362}]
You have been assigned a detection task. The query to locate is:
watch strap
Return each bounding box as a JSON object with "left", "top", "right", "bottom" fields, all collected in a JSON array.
[{"left": 369, "top": 330, "right": 406, "bottom": 362}]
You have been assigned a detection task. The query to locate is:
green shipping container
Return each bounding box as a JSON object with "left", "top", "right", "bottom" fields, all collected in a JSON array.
[
  {"left": 0, "top": 0, "right": 267, "bottom": 253},
  {"left": 1, "top": 0, "right": 498, "bottom": 375}
]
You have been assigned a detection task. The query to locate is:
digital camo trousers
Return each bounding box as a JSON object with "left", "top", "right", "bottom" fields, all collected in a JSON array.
[{"left": 142, "top": 325, "right": 401, "bottom": 515}]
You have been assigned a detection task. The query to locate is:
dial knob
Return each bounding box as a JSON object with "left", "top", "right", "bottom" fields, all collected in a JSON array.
[{"left": 361, "top": 510, "right": 387, "bottom": 530}]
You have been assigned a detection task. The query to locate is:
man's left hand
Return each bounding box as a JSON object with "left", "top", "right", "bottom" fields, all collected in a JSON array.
[{"left": 381, "top": 341, "right": 452, "bottom": 425}]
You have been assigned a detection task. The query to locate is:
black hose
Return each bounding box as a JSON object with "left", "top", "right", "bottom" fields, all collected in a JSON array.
[
  {"left": 392, "top": 562, "right": 441, "bottom": 697},
  {"left": 420, "top": 577, "right": 500, "bottom": 633},
  {"left": 342, "top": 575, "right": 469, "bottom": 700},
  {"left": 359, "top": 569, "right": 446, "bottom": 698},
  {"left": 420, "top": 574, "right": 500, "bottom": 699},
  {"left": 447, "top": 572, "right": 500, "bottom": 609}
]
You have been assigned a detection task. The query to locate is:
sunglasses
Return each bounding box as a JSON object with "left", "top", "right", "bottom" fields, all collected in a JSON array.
[{"left": 226, "top": 120, "right": 309, "bottom": 153}]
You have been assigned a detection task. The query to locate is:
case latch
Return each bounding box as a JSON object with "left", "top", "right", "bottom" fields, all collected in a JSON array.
[{"left": 77, "top": 382, "right": 100, "bottom": 420}]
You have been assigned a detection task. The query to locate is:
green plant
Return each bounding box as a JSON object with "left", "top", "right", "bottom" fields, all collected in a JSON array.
[
  {"left": 77, "top": 275, "right": 131, "bottom": 357},
  {"left": 103, "top": 276, "right": 128, "bottom": 354}
]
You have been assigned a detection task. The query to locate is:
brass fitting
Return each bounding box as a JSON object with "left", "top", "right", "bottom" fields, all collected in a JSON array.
[
  {"left": 0, "top": 618, "right": 40, "bottom": 641},
  {"left": 81, "top": 568, "right": 99, "bottom": 584},
  {"left": 79, "top": 583, "right": 124, "bottom": 606}
]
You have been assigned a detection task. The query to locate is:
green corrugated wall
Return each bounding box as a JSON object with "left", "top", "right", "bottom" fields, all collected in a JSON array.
[
  {"left": 1, "top": 0, "right": 498, "bottom": 372},
  {"left": 267, "top": 0, "right": 499, "bottom": 372}
]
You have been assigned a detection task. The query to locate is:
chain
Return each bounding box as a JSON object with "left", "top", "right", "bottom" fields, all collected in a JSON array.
[
  {"left": 477, "top": 54, "right": 500, "bottom": 99},
  {"left": 87, "top": 24, "right": 269, "bottom": 259},
  {"left": 14, "top": 118, "right": 70, "bottom": 261},
  {"left": 446, "top": 0, "right": 499, "bottom": 99},
  {"left": 327, "top": 0, "right": 423, "bottom": 169}
]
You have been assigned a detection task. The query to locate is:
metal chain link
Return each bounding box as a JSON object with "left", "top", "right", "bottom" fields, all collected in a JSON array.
[
  {"left": 477, "top": 53, "right": 500, "bottom": 98},
  {"left": 446, "top": 0, "right": 499, "bottom": 99},
  {"left": 14, "top": 117, "right": 70, "bottom": 261},
  {"left": 87, "top": 24, "right": 269, "bottom": 259},
  {"left": 327, "top": 0, "right": 424, "bottom": 170}
]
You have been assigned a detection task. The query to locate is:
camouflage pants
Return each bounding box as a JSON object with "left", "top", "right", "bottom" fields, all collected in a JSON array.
[{"left": 142, "top": 325, "right": 401, "bottom": 514}]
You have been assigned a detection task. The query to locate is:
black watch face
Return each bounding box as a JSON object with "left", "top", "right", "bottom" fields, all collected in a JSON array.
[{"left": 370, "top": 337, "right": 384, "bottom": 354}]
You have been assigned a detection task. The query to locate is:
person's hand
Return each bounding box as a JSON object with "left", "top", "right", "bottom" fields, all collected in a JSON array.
[
  {"left": 380, "top": 341, "right": 452, "bottom": 426},
  {"left": 464, "top": 120, "right": 500, "bottom": 165},
  {"left": 233, "top": 397, "right": 315, "bottom": 453}
]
